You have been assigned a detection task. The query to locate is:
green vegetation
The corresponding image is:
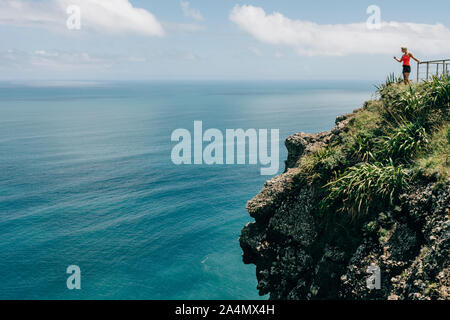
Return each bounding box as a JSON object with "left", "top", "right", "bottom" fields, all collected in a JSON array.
[
  {"left": 383, "top": 121, "right": 429, "bottom": 164},
  {"left": 299, "top": 146, "right": 347, "bottom": 185},
  {"left": 303, "top": 75, "right": 450, "bottom": 219},
  {"left": 324, "top": 161, "right": 409, "bottom": 218},
  {"left": 374, "top": 73, "right": 402, "bottom": 94},
  {"left": 414, "top": 124, "right": 449, "bottom": 180}
]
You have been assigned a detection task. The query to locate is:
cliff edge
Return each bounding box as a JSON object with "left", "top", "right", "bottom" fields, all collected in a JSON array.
[{"left": 240, "top": 76, "right": 450, "bottom": 300}]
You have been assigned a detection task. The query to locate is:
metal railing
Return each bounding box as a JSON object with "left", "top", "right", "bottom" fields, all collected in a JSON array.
[{"left": 417, "top": 59, "right": 449, "bottom": 82}]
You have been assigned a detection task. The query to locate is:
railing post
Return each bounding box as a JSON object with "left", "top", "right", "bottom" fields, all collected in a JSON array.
[
  {"left": 417, "top": 63, "right": 420, "bottom": 82},
  {"left": 426, "top": 62, "right": 429, "bottom": 80}
]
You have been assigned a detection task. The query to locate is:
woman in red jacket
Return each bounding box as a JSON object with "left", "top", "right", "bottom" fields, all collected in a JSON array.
[{"left": 394, "top": 47, "right": 421, "bottom": 85}]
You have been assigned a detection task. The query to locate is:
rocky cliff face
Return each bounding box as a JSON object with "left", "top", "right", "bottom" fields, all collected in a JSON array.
[{"left": 240, "top": 111, "right": 449, "bottom": 300}]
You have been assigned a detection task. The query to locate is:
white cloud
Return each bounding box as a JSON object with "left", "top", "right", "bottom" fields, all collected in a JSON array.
[
  {"left": 230, "top": 5, "right": 450, "bottom": 56},
  {"left": 0, "top": 0, "right": 164, "bottom": 36},
  {"left": 180, "top": 1, "right": 203, "bottom": 21}
]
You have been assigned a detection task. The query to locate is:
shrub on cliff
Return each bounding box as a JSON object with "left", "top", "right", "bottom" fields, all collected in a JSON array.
[
  {"left": 322, "top": 161, "right": 409, "bottom": 218},
  {"left": 299, "top": 146, "right": 347, "bottom": 185},
  {"left": 382, "top": 122, "right": 429, "bottom": 164},
  {"left": 383, "top": 77, "right": 449, "bottom": 130}
]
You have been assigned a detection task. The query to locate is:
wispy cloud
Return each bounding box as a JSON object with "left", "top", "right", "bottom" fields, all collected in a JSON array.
[
  {"left": 274, "top": 51, "right": 283, "bottom": 59},
  {"left": 180, "top": 1, "right": 204, "bottom": 21},
  {"left": 249, "top": 47, "right": 262, "bottom": 57},
  {"left": 0, "top": 0, "right": 164, "bottom": 36},
  {"left": 164, "top": 22, "right": 205, "bottom": 33},
  {"left": 0, "top": 49, "right": 148, "bottom": 71},
  {"left": 0, "top": 48, "right": 205, "bottom": 72},
  {"left": 230, "top": 5, "right": 450, "bottom": 56}
]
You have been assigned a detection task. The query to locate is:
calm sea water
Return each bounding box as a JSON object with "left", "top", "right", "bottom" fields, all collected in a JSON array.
[{"left": 0, "top": 81, "right": 374, "bottom": 299}]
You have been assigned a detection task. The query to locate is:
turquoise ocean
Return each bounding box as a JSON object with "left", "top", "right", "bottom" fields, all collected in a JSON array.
[{"left": 0, "top": 81, "right": 374, "bottom": 299}]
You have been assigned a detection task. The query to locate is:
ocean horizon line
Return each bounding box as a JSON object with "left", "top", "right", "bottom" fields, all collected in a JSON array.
[{"left": 0, "top": 79, "right": 382, "bottom": 90}]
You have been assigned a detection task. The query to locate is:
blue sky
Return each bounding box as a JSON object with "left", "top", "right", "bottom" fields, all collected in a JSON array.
[{"left": 0, "top": 0, "right": 449, "bottom": 81}]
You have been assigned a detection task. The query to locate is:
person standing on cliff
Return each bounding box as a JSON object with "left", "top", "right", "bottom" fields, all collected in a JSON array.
[{"left": 394, "top": 47, "right": 421, "bottom": 85}]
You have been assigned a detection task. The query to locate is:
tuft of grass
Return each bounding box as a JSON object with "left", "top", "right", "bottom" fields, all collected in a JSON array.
[
  {"left": 375, "top": 73, "right": 402, "bottom": 96},
  {"left": 299, "top": 146, "right": 346, "bottom": 185},
  {"left": 382, "top": 121, "right": 429, "bottom": 164},
  {"left": 385, "top": 85, "right": 426, "bottom": 125},
  {"left": 421, "top": 75, "right": 450, "bottom": 129},
  {"left": 352, "top": 133, "right": 377, "bottom": 163},
  {"left": 423, "top": 75, "right": 450, "bottom": 112},
  {"left": 342, "top": 106, "right": 385, "bottom": 163},
  {"left": 322, "top": 161, "right": 409, "bottom": 219},
  {"left": 382, "top": 76, "right": 449, "bottom": 129},
  {"left": 414, "top": 124, "right": 450, "bottom": 181}
]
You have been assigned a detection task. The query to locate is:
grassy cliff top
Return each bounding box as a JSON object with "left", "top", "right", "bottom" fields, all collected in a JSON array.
[{"left": 297, "top": 75, "right": 449, "bottom": 219}]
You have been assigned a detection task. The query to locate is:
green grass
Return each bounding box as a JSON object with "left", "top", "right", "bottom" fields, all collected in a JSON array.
[
  {"left": 322, "top": 161, "right": 409, "bottom": 218},
  {"left": 375, "top": 73, "right": 402, "bottom": 95},
  {"left": 382, "top": 121, "right": 429, "bottom": 164},
  {"left": 298, "top": 146, "right": 347, "bottom": 185},
  {"left": 414, "top": 124, "right": 450, "bottom": 181},
  {"left": 301, "top": 75, "right": 449, "bottom": 220}
]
